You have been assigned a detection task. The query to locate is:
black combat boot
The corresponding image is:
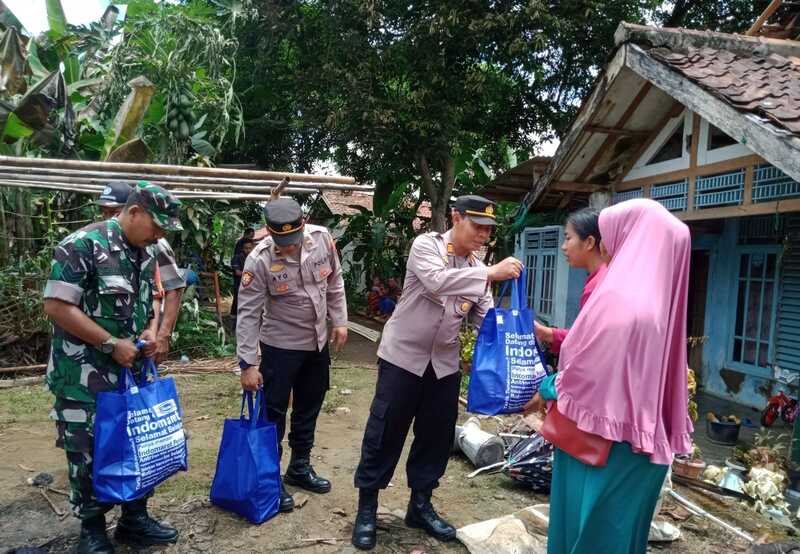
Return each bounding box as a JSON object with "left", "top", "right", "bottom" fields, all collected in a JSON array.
[
  {"left": 284, "top": 451, "right": 331, "bottom": 493},
  {"left": 404, "top": 489, "right": 456, "bottom": 542},
  {"left": 114, "top": 498, "right": 178, "bottom": 547},
  {"left": 75, "top": 514, "right": 114, "bottom": 554},
  {"left": 351, "top": 488, "right": 379, "bottom": 551},
  {"left": 279, "top": 479, "right": 295, "bottom": 513}
]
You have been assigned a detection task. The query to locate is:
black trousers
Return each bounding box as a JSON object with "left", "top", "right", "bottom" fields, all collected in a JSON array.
[
  {"left": 259, "top": 342, "right": 330, "bottom": 459},
  {"left": 354, "top": 358, "right": 461, "bottom": 492}
]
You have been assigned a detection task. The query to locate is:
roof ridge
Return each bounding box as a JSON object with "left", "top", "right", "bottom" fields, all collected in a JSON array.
[{"left": 615, "top": 22, "right": 800, "bottom": 59}]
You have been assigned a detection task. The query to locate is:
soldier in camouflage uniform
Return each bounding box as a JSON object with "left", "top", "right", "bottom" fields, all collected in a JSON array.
[
  {"left": 44, "top": 182, "right": 183, "bottom": 554},
  {"left": 96, "top": 182, "right": 186, "bottom": 362}
]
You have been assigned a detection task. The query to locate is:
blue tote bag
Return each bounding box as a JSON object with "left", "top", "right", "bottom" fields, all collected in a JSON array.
[
  {"left": 93, "top": 358, "right": 188, "bottom": 503},
  {"left": 210, "top": 390, "right": 281, "bottom": 524},
  {"left": 467, "top": 269, "right": 548, "bottom": 415}
]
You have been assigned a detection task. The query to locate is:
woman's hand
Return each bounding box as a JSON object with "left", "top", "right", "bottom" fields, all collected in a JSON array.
[
  {"left": 523, "top": 392, "right": 547, "bottom": 417},
  {"left": 534, "top": 321, "right": 553, "bottom": 345}
]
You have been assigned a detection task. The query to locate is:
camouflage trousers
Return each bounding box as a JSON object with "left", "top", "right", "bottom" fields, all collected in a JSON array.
[{"left": 54, "top": 399, "right": 150, "bottom": 520}]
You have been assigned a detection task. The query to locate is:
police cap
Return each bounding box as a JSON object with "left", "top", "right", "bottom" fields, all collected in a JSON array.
[
  {"left": 265, "top": 198, "right": 305, "bottom": 246},
  {"left": 97, "top": 181, "right": 133, "bottom": 207},
  {"left": 454, "top": 194, "right": 497, "bottom": 226}
]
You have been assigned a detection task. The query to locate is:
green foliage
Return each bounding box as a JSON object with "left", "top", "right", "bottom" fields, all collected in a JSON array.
[
  {"left": 230, "top": 0, "right": 655, "bottom": 227},
  {"left": 335, "top": 180, "right": 419, "bottom": 288},
  {"left": 171, "top": 285, "right": 235, "bottom": 358},
  {"left": 105, "top": 0, "right": 246, "bottom": 164}
]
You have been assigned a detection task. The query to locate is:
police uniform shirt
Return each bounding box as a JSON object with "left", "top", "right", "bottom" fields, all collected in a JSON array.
[
  {"left": 377, "top": 229, "right": 494, "bottom": 378},
  {"left": 236, "top": 224, "right": 347, "bottom": 366}
]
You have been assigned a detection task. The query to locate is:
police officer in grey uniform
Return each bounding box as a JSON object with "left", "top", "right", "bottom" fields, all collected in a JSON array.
[
  {"left": 351, "top": 195, "right": 523, "bottom": 550},
  {"left": 237, "top": 198, "right": 348, "bottom": 513}
]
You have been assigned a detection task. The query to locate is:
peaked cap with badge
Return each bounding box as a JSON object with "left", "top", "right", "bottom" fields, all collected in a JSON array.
[
  {"left": 264, "top": 198, "right": 305, "bottom": 246},
  {"left": 454, "top": 194, "right": 497, "bottom": 226}
]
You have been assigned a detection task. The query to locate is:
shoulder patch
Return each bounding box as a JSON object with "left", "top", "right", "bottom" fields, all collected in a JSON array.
[{"left": 241, "top": 272, "right": 254, "bottom": 287}]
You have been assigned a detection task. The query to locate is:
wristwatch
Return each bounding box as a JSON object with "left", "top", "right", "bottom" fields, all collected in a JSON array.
[{"left": 99, "top": 336, "right": 118, "bottom": 354}]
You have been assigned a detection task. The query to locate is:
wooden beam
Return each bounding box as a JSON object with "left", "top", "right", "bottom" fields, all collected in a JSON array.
[
  {"left": 528, "top": 46, "right": 629, "bottom": 208},
  {"left": 618, "top": 154, "right": 763, "bottom": 190},
  {"left": 576, "top": 82, "right": 653, "bottom": 183},
  {"left": 584, "top": 125, "right": 651, "bottom": 137},
  {"left": 613, "top": 100, "right": 683, "bottom": 190},
  {"left": 558, "top": 193, "right": 573, "bottom": 209},
  {"left": 687, "top": 113, "right": 701, "bottom": 211},
  {"left": 626, "top": 44, "right": 800, "bottom": 182},
  {"left": 677, "top": 198, "right": 800, "bottom": 222},
  {"left": 747, "top": 0, "right": 783, "bottom": 36},
  {"left": 551, "top": 181, "right": 601, "bottom": 193},
  {"left": 743, "top": 165, "right": 755, "bottom": 205}
]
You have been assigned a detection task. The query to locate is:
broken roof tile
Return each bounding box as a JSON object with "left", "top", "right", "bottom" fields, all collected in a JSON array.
[{"left": 649, "top": 46, "right": 800, "bottom": 138}]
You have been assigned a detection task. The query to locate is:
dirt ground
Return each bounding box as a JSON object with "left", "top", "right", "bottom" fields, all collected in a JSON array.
[{"left": 0, "top": 332, "right": 794, "bottom": 553}]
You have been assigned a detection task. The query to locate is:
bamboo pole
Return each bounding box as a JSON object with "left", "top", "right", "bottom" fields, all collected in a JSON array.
[
  {"left": 0, "top": 179, "right": 316, "bottom": 199},
  {"left": 0, "top": 364, "right": 46, "bottom": 374},
  {"left": 0, "top": 165, "right": 373, "bottom": 192},
  {"left": 746, "top": 0, "right": 783, "bottom": 35},
  {"left": 0, "top": 155, "right": 356, "bottom": 185}
]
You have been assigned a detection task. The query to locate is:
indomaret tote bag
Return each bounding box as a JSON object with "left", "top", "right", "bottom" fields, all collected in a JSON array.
[
  {"left": 93, "top": 358, "right": 188, "bottom": 503},
  {"left": 467, "top": 269, "right": 548, "bottom": 415}
]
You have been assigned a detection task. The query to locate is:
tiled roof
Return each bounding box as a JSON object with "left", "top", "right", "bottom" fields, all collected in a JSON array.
[
  {"left": 321, "top": 191, "right": 374, "bottom": 216},
  {"left": 649, "top": 46, "right": 800, "bottom": 136}
]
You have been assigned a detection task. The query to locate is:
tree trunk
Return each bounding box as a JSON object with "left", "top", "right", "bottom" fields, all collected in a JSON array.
[{"left": 415, "top": 152, "right": 456, "bottom": 234}]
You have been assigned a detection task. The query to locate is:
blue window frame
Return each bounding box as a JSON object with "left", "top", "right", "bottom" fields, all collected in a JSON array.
[
  {"left": 727, "top": 247, "right": 780, "bottom": 376},
  {"left": 520, "top": 227, "right": 561, "bottom": 323}
]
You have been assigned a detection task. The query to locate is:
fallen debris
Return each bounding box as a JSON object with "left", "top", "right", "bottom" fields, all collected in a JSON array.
[
  {"left": 456, "top": 417, "right": 505, "bottom": 469},
  {"left": 456, "top": 504, "right": 549, "bottom": 554},
  {"left": 669, "top": 490, "right": 754, "bottom": 543}
]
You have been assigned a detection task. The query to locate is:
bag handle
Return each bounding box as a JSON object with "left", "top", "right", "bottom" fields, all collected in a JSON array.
[
  {"left": 498, "top": 268, "right": 529, "bottom": 311},
  {"left": 240, "top": 390, "right": 267, "bottom": 428},
  {"left": 138, "top": 357, "right": 159, "bottom": 384},
  {"left": 118, "top": 339, "right": 148, "bottom": 392}
]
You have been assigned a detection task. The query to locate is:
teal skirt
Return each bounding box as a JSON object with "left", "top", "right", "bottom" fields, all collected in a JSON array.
[{"left": 547, "top": 441, "right": 668, "bottom": 554}]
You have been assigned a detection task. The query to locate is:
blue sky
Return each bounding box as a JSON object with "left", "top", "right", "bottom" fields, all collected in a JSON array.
[{"left": 5, "top": 0, "right": 118, "bottom": 34}]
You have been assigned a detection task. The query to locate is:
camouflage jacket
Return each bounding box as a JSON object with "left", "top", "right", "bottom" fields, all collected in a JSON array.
[{"left": 43, "top": 218, "right": 156, "bottom": 417}]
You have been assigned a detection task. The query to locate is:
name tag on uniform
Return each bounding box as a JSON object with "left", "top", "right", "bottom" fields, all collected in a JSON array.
[{"left": 275, "top": 283, "right": 290, "bottom": 293}]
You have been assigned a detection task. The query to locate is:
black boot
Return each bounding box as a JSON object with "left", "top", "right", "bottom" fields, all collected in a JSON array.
[
  {"left": 279, "top": 480, "right": 295, "bottom": 513},
  {"left": 284, "top": 451, "right": 331, "bottom": 493},
  {"left": 115, "top": 498, "right": 178, "bottom": 547},
  {"left": 404, "top": 489, "right": 456, "bottom": 542},
  {"left": 75, "top": 515, "right": 114, "bottom": 554},
  {"left": 351, "top": 489, "right": 379, "bottom": 551}
]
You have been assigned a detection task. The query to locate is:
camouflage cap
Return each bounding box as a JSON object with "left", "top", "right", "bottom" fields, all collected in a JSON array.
[{"left": 130, "top": 181, "right": 183, "bottom": 231}]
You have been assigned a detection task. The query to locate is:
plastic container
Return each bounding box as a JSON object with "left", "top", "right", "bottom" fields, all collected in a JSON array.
[{"left": 706, "top": 418, "right": 741, "bottom": 445}]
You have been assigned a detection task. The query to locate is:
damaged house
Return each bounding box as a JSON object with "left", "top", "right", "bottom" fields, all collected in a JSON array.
[{"left": 516, "top": 16, "right": 800, "bottom": 407}]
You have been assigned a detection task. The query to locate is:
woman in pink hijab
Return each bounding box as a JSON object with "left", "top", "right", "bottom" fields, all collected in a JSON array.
[{"left": 525, "top": 198, "right": 694, "bottom": 554}]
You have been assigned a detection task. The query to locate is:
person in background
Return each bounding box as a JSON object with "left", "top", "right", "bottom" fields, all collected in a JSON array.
[
  {"left": 237, "top": 198, "right": 348, "bottom": 514},
  {"left": 350, "top": 195, "right": 523, "bottom": 551},
  {"left": 386, "top": 277, "right": 402, "bottom": 302},
  {"left": 44, "top": 183, "right": 183, "bottom": 553},
  {"left": 96, "top": 182, "right": 186, "bottom": 363},
  {"left": 231, "top": 227, "right": 255, "bottom": 267},
  {"left": 366, "top": 276, "right": 385, "bottom": 317},
  {"left": 533, "top": 208, "right": 607, "bottom": 352},
  {"left": 230, "top": 238, "right": 255, "bottom": 318},
  {"left": 524, "top": 199, "right": 693, "bottom": 554}
]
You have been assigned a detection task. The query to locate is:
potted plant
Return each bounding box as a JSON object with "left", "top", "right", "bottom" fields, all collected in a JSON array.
[{"left": 673, "top": 445, "right": 706, "bottom": 479}]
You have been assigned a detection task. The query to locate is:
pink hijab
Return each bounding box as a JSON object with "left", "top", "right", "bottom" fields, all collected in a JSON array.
[{"left": 555, "top": 198, "right": 693, "bottom": 464}]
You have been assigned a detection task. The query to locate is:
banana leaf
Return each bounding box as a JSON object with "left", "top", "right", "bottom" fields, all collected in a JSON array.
[
  {"left": 0, "top": 1, "right": 24, "bottom": 32},
  {"left": 0, "top": 26, "right": 29, "bottom": 96},
  {"left": 14, "top": 70, "right": 68, "bottom": 130}
]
